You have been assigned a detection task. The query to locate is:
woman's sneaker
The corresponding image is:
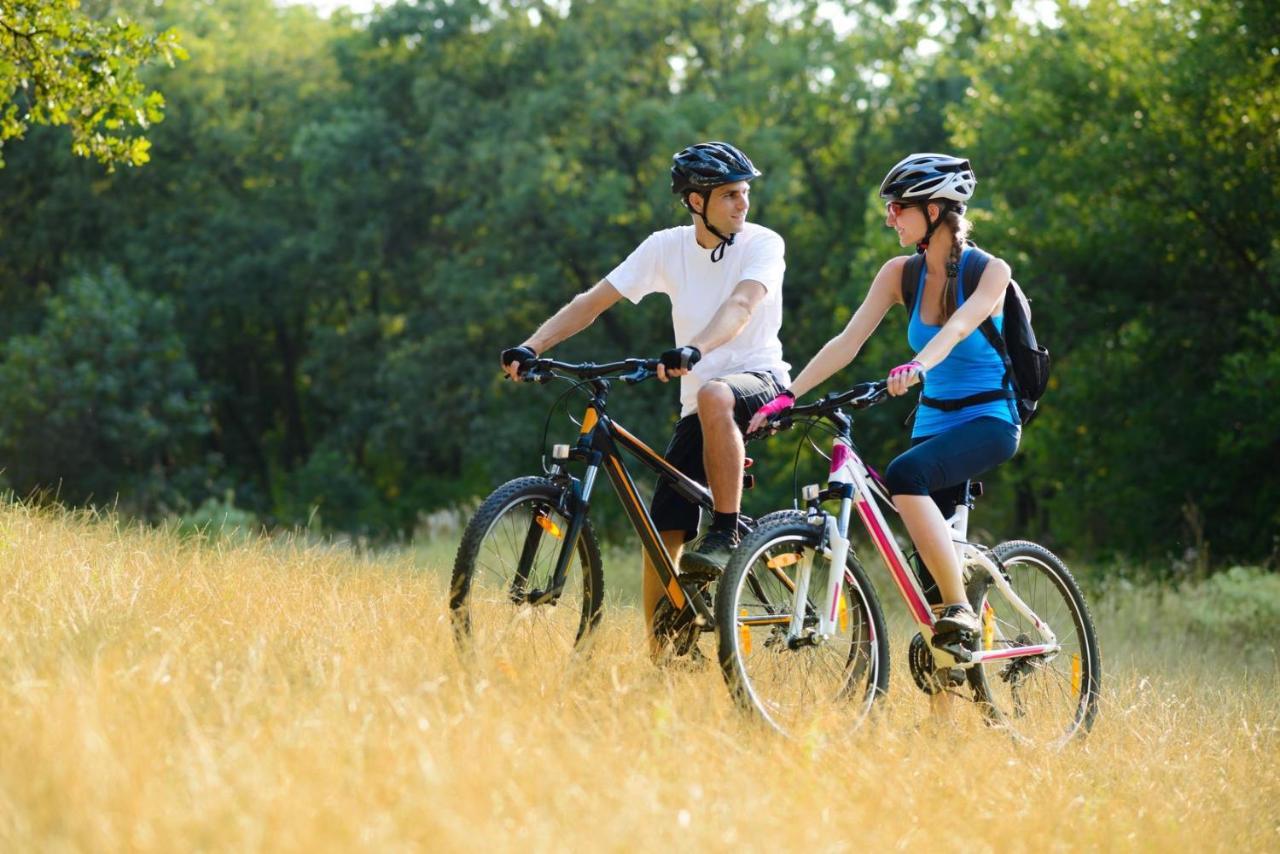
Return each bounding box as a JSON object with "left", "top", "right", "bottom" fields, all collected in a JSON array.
[{"left": 933, "top": 603, "right": 981, "bottom": 637}]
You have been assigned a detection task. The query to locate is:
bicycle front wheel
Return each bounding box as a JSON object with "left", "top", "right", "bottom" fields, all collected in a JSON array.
[
  {"left": 715, "top": 519, "right": 889, "bottom": 736},
  {"left": 450, "top": 477, "right": 604, "bottom": 666},
  {"left": 968, "top": 540, "right": 1101, "bottom": 746}
]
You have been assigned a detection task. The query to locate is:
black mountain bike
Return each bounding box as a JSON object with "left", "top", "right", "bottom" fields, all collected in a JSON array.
[{"left": 449, "top": 357, "right": 800, "bottom": 665}]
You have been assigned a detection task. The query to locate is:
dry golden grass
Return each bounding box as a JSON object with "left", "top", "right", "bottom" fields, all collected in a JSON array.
[{"left": 0, "top": 502, "right": 1276, "bottom": 852}]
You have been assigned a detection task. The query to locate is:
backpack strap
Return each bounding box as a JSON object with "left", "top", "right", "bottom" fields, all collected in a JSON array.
[
  {"left": 916, "top": 244, "right": 1019, "bottom": 414},
  {"left": 960, "top": 244, "right": 1016, "bottom": 388},
  {"left": 899, "top": 253, "right": 926, "bottom": 315},
  {"left": 920, "top": 389, "right": 1015, "bottom": 410}
]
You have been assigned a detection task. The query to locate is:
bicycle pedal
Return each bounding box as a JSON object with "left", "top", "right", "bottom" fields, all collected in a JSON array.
[
  {"left": 677, "top": 565, "right": 721, "bottom": 585},
  {"left": 930, "top": 631, "right": 975, "bottom": 663}
]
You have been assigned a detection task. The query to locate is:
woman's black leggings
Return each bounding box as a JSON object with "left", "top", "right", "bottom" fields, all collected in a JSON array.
[{"left": 883, "top": 416, "right": 1020, "bottom": 603}]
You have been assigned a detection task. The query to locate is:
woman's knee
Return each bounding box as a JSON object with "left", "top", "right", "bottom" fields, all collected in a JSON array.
[{"left": 884, "top": 455, "right": 930, "bottom": 497}]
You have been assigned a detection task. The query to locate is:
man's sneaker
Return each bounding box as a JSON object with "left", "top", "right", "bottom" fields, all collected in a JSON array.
[
  {"left": 679, "top": 528, "right": 740, "bottom": 581},
  {"left": 933, "top": 603, "right": 981, "bottom": 637}
]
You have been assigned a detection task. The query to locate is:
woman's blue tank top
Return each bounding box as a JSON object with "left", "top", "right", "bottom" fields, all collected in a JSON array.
[{"left": 907, "top": 248, "right": 1020, "bottom": 438}]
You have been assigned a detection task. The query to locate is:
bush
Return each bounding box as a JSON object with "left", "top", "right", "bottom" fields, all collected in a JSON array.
[{"left": 0, "top": 269, "right": 211, "bottom": 514}]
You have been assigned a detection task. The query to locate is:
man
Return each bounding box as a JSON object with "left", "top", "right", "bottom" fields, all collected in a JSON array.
[{"left": 500, "top": 141, "right": 790, "bottom": 643}]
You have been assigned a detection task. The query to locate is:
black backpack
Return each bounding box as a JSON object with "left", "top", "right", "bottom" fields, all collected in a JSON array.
[{"left": 900, "top": 246, "right": 1049, "bottom": 425}]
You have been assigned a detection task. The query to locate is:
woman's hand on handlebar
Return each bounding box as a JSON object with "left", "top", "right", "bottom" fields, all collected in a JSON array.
[
  {"left": 746, "top": 390, "right": 795, "bottom": 435},
  {"left": 887, "top": 359, "right": 925, "bottom": 397}
]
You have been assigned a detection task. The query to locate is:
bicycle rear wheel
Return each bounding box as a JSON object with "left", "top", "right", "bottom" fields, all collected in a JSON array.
[
  {"left": 715, "top": 519, "right": 889, "bottom": 736},
  {"left": 450, "top": 477, "right": 604, "bottom": 667},
  {"left": 967, "top": 540, "right": 1101, "bottom": 746}
]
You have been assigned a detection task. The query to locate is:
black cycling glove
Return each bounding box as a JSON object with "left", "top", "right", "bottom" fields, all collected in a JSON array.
[
  {"left": 500, "top": 345, "right": 538, "bottom": 373},
  {"left": 659, "top": 345, "right": 702, "bottom": 373}
]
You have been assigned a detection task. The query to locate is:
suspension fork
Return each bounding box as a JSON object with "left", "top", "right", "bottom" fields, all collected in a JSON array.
[
  {"left": 509, "top": 454, "right": 600, "bottom": 606},
  {"left": 787, "top": 493, "right": 854, "bottom": 642},
  {"left": 543, "top": 454, "right": 601, "bottom": 603}
]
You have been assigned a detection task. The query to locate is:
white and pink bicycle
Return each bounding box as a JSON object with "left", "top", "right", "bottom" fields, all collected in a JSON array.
[{"left": 717, "top": 380, "right": 1101, "bottom": 745}]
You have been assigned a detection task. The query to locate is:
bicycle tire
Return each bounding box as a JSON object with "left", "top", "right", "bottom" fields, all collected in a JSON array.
[
  {"left": 715, "top": 518, "right": 890, "bottom": 736},
  {"left": 450, "top": 476, "right": 604, "bottom": 664},
  {"left": 966, "top": 540, "right": 1101, "bottom": 746}
]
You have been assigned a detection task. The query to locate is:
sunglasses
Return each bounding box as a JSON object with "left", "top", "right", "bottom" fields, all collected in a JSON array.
[{"left": 885, "top": 200, "right": 922, "bottom": 218}]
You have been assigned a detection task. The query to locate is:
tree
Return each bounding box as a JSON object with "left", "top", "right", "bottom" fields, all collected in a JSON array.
[
  {"left": 951, "top": 0, "right": 1279, "bottom": 563},
  {"left": 0, "top": 0, "right": 184, "bottom": 168},
  {"left": 0, "top": 268, "right": 211, "bottom": 512}
]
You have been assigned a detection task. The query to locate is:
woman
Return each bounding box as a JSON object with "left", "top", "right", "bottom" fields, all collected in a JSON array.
[{"left": 747, "top": 153, "right": 1020, "bottom": 639}]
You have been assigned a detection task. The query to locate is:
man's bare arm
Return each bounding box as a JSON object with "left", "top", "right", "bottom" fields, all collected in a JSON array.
[
  {"left": 688, "top": 279, "right": 767, "bottom": 355},
  {"left": 503, "top": 281, "right": 625, "bottom": 379}
]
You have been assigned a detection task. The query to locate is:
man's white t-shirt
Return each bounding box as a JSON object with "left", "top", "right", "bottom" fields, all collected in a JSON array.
[{"left": 606, "top": 222, "right": 790, "bottom": 417}]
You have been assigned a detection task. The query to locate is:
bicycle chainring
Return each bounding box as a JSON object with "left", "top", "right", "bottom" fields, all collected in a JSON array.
[
  {"left": 652, "top": 590, "right": 710, "bottom": 658},
  {"left": 908, "top": 632, "right": 965, "bottom": 695}
]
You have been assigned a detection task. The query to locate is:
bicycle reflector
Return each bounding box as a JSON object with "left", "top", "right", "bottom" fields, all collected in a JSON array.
[
  {"left": 535, "top": 514, "right": 564, "bottom": 539},
  {"left": 766, "top": 552, "right": 800, "bottom": 569},
  {"left": 802, "top": 483, "right": 821, "bottom": 501},
  {"left": 552, "top": 444, "right": 571, "bottom": 459},
  {"left": 739, "top": 609, "right": 752, "bottom": 655}
]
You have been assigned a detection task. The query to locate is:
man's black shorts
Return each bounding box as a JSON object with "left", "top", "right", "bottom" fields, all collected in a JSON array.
[{"left": 650, "top": 371, "right": 784, "bottom": 542}]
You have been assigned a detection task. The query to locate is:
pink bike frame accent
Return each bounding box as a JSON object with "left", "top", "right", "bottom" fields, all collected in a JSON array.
[
  {"left": 979, "top": 643, "right": 1055, "bottom": 660},
  {"left": 854, "top": 497, "right": 934, "bottom": 627}
]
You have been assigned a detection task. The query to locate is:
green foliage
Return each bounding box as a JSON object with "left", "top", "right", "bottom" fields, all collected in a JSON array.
[
  {"left": 1095, "top": 565, "right": 1280, "bottom": 670},
  {"left": 0, "top": 0, "right": 185, "bottom": 168},
  {"left": 949, "top": 0, "right": 1279, "bottom": 561},
  {"left": 168, "top": 489, "right": 260, "bottom": 542},
  {"left": 0, "top": 268, "right": 211, "bottom": 512},
  {"left": 0, "top": 0, "right": 1274, "bottom": 570}
]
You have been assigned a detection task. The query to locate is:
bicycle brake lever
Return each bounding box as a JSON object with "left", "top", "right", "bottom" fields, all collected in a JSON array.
[
  {"left": 621, "top": 368, "right": 654, "bottom": 384},
  {"left": 744, "top": 415, "right": 789, "bottom": 442}
]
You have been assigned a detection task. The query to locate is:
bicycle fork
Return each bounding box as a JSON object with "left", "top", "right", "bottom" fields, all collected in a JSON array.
[{"left": 785, "top": 500, "right": 855, "bottom": 645}]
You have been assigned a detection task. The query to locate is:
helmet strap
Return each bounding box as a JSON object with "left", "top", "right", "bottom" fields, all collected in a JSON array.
[
  {"left": 915, "top": 202, "right": 948, "bottom": 253},
  {"left": 692, "top": 190, "right": 734, "bottom": 263}
]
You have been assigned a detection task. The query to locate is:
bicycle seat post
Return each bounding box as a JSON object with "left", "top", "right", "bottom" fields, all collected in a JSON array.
[{"left": 948, "top": 504, "right": 970, "bottom": 543}]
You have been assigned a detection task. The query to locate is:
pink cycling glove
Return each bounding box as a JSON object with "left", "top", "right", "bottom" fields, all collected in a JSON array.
[
  {"left": 754, "top": 390, "right": 795, "bottom": 421},
  {"left": 889, "top": 359, "right": 926, "bottom": 382}
]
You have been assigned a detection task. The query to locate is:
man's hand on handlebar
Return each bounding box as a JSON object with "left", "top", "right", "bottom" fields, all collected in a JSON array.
[
  {"left": 656, "top": 345, "right": 701, "bottom": 383},
  {"left": 500, "top": 345, "right": 538, "bottom": 381}
]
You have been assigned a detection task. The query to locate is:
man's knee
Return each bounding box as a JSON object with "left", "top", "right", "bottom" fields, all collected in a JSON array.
[
  {"left": 884, "top": 455, "right": 929, "bottom": 497},
  {"left": 697, "top": 381, "right": 736, "bottom": 420}
]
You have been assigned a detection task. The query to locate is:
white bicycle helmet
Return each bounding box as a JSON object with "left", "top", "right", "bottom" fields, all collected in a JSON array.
[{"left": 879, "top": 153, "right": 976, "bottom": 205}]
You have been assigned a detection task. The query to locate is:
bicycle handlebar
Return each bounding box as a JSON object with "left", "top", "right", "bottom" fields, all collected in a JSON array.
[
  {"left": 745, "top": 380, "right": 890, "bottom": 441},
  {"left": 518, "top": 357, "right": 661, "bottom": 385}
]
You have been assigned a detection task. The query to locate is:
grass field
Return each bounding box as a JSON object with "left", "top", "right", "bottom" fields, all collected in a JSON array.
[{"left": 0, "top": 502, "right": 1276, "bottom": 851}]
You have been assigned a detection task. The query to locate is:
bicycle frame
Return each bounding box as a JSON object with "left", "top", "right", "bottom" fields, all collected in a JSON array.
[
  {"left": 789, "top": 405, "right": 1059, "bottom": 669},
  {"left": 539, "top": 375, "right": 732, "bottom": 627}
]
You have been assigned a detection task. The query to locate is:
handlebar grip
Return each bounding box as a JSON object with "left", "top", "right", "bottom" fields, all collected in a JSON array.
[{"left": 743, "top": 414, "right": 792, "bottom": 442}]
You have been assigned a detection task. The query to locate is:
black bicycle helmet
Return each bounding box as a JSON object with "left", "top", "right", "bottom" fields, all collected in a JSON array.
[
  {"left": 879, "top": 153, "right": 975, "bottom": 251},
  {"left": 671, "top": 141, "right": 762, "bottom": 261},
  {"left": 671, "top": 141, "right": 762, "bottom": 195}
]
